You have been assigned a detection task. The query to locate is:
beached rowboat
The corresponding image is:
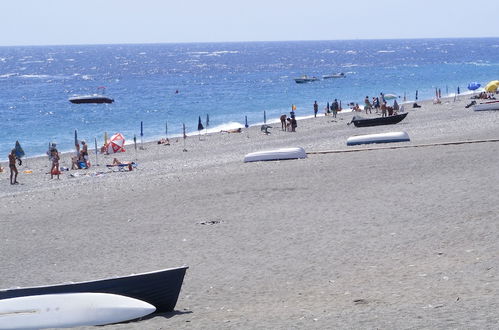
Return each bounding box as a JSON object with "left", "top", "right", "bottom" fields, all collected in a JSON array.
[
  {"left": 472, "top": 100, "right": 499, "bottom": 111},
  {"left": 350, "top": 112, "right": 408, "bottom": 127},
  {"left": 0, "top": 266, "right": 188, "bottom": 313},
  {"left": 244, "top": 147, "right": 307, "bottom": 162},
  {"left": 347, "top": 131, "right": 410, "bottom": 146}
]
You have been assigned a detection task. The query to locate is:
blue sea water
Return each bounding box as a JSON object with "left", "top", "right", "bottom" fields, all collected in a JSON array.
[{"left": 1, "top": 38, "right": 499, "bottom": 160}]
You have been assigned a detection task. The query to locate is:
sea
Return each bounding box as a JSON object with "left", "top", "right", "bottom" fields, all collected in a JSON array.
[{"left": 1, "top": 38, "right": 499, "bottom": 161}]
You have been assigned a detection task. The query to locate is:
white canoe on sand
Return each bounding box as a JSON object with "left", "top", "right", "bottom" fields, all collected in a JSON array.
[
  {"left": 347, "top": 131, "right": 410, "bottom": 146},
  {"left": 0, "top": 292, "right": 156, "bottom": 329},
  {"left": 473, "top": 100, "right": 499, "bottom": 111},
  {"left": 244, "top": 147, "right": 307, "bottom": 162}
]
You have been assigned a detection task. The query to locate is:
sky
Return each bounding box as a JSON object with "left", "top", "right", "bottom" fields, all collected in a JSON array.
[{"left": 0, "top": 0, "right": 498, "bottom": 46}]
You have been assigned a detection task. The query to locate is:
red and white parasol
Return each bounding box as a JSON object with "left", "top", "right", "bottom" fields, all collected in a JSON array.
[{"left": 105, "top": 133, "right": 126, "bottom": 154}]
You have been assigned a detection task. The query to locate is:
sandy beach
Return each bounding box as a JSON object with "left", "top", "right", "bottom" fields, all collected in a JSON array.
[{"left": 1, "top": 96, "right": 498, "bottom": 329}]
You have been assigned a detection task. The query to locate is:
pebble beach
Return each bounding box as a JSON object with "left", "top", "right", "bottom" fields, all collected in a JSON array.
[{"left": 1, "top": 96, "right": 498, "bottom": 329}]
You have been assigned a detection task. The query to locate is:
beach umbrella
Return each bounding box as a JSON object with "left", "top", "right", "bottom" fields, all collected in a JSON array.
[
  {"left": 264, "top": 111, "right": 266, "bottom": 124},
  {"left": 393, "top": 99, "right": 399, "bottom": 111},
  {"left": 105, "top": 133, "right": 126, "bottom": 154},
  {"left": 415, "top": 90, "right": 418, "bottom": 100},
  {"left": 182, "top": 123, "right": 187, "bottom": 151},
  {"left": 384, "top": 93, "right": 397, "bottom": 100},
  {"left": 245, "top": 115, "right": 249, "bottom": 138},
  {"left": 94, "top": 137, "right": 98, "bottom": 165},
  {"left": 15, "top": 140, "right": 25, "bottom": 165},
  {"left": 467, "top": 82, "right": 481, "bottom": 91},
  {"left": 485, "top": 80, "right": 499, "bottom": 92},
  {"left": 198, "top": 116, "right": 204, "bottom": 131},
  {"left": 197, "top": 116, "right": 204, "bottom": 140},
  {"left": 104, "top": 132, "right": 108, "bottom": 146},
  {"left": 165, "top": 121, "right": 168, "bottom": 138},
  {"left": 206, "top": 114, "right": 209, "bottom": 129},
  {"left": 140, "top": 121, "right": 144, "bottom": 146},
  {"left": 74, "top": 129, "right": 78, "bottom": 146}
]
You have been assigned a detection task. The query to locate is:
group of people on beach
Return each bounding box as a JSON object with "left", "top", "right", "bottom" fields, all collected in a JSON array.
[
  {"left": 71, "top": 140, "right": 90, "bottom": 170},
  {"left": 472, "top": 91, "right": 496, "bottom": 100},
  {"left": 279, "top": 110, "right": 298, "bottom": 132},
  {"left": 322, "top": 99, "right": 340, "bottom": 118},
  {"left": 314, "top": 93, "right": 401, "bottom": 118}
]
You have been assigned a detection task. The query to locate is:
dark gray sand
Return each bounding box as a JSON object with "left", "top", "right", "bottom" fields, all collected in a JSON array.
[{"left": 1, "top": 97, "right": 498, "bottom": 329}]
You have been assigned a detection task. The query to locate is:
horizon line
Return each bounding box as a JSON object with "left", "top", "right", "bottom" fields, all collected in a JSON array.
[{"left": 1, "top": 36, "right": 499, "bottom": 48}]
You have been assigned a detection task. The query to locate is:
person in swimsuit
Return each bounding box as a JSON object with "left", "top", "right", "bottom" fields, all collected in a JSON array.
[
  {"left": 50, "top": 149, "right": 60, "bottom": 179},
  {"left": 8, "top": 149, "right": 19, "bottom": 185},
  {"left": 81, "top": 140, "right": 90, "bottom": 168}
]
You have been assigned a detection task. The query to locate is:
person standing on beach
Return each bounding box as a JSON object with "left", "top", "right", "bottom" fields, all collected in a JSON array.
[
  {"left": 381, "top": 102, "right": 387, "bottom": 117},
  {"left": 313, "top": 101, "right": 318, "bottom": 118},
  {"left": 325, "top": 102, "right": 330, "bottom": 116},
  {"left": 331, "top": 99, "right": 339, "bottom": 118},
  {"left": 374, "top": 97, "right": 380, "bottom": 113},
  {"left": 50, "top": 149, "right": 60, "bottom": 179},
  {"left": 81, "top": 140, "right": 90, "bottom": 168},
  {"left": 364, "top": 96, "right": 372, "bottom": 114},
  {"left": 8, "top": 149, "right": 19, "bottom": 185}
]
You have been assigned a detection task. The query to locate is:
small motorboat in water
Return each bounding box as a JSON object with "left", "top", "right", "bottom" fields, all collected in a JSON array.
[
  {"left": 69, "top": 94, "right": 114, "bottom": 104},
  {"left": 294, "top": 75, "right": 319, "bottom": 83},
  {"left": 69, "top": 86, "right": 114, "bottom": 104},
  {"left": 323, "top": 73, "right": 346, "bottom": 79}
]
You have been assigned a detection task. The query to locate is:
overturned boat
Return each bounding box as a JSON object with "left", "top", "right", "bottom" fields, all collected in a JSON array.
[
  {"left": 350, "top": 112, "right": 408, "bottom": 127},
  {"left": 0, "top": 266, "right": 188, "bottom": 313},
  {"left": 244, "top": 147, "right": 307, "bottom": 162},
  {"left": 472, "top": 100, "right": 499, "bottom": 111},
  {"left": 347, "top": 131, "right": 410, "bottom": 146}
]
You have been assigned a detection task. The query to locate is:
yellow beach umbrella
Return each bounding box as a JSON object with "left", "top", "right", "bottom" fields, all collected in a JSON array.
[{"left": 485, "top": 80, "right": 499, "bottom": 92}]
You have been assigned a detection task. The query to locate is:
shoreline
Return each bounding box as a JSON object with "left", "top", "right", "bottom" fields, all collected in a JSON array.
[
  {"left": 0, "top": 92, "right": 475, "bottom": 164},
  {"left": 1, "top": 92, "right": 498, "bottom": 329}
]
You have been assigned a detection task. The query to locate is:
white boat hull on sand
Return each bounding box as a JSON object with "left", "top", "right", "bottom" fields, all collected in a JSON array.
[
  {"left": 0, "top": 292, "right": 156, "bottom": 329},
  {"left": 244, "top": 147, "right": 307, "bottom": 162},
  {"left": 473, "top": 100, "right": 499, "bottom": 111},
  {"left": 347, "top": 131, "right": 410, "bottom": 146}
]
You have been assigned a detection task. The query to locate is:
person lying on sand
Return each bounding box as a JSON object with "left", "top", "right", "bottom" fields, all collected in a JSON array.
[
  {"left": 108, "top": 158, "right": 135, "bottom": 171},
  {"left": 157, "top": 138, "right": 170, "bottom": 145},
  {"left": 220, "top": 128, "right": 242, "bottom": 133}
]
